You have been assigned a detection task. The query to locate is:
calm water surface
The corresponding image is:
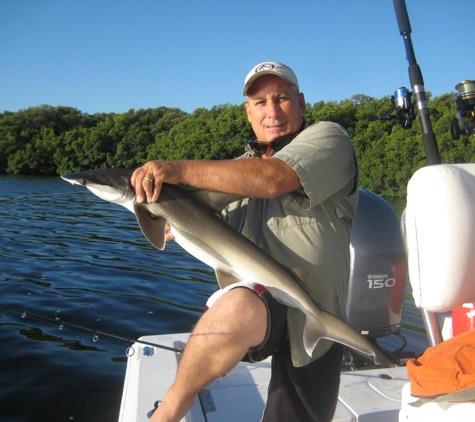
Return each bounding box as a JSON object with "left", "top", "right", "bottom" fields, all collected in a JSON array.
[{"left": 0, "top": 175, "right": 427, "bottom": 422}]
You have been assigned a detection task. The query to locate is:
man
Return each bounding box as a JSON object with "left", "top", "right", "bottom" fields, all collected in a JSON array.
[{"left": 131, "top": 62, "right": 359, "bottom": 422}]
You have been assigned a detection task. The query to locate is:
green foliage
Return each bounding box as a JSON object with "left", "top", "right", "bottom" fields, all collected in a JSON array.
[
  {"left": 0, "top": 105, "right": 98, "bottom": 174},
  {"left": 147, "top": 104, "right": 252, "bottom": 161},
  {"left": 1, "top": 93, "right": 473, "bottom": 197}
]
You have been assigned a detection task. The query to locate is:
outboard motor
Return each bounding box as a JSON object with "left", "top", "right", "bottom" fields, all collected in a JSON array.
[
  {"left": 450, "top": 80, "right": 475, "bottom": 140},
  {"left": 347, "top": 189, "right": 407, "bottom": 338}
]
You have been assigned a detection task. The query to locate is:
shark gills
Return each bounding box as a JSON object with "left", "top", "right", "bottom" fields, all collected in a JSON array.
[{"left": 62, "top": 168, "right": 394, "bottom": 367}]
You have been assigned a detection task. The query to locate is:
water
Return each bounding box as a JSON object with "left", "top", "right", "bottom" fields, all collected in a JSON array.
[{"left": 0, "top": 176, "right": 428, "bottom": 422}]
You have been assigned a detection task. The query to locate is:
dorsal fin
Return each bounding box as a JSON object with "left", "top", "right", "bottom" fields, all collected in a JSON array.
[{"left": 189, "top": 190, "right": 247, "bottom": 213}]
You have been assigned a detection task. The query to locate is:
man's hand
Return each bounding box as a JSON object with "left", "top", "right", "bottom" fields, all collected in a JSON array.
[
  {"left": 131, "top": 161, "right": 175, "bottom": 242},
  {"left": 131, "top": 157, "right": 301, "bottom": 203},
  {"left": 165, "top": 223, "right": 175, "bottom": 242},
  {"left": 131, "top": 160, "right": 178, "bottom": 203}
]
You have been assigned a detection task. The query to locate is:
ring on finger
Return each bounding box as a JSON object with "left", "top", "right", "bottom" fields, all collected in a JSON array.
[{"left": 144, "top": 176, "right": 153, "bottom": 183}]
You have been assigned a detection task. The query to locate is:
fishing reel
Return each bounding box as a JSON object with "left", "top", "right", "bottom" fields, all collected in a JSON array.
[
  {"left": 366, "top": 87, "right": 416, "bottom": 130},
  {"left": 450, "top": 80, "right": 475, "bottom": 140}
]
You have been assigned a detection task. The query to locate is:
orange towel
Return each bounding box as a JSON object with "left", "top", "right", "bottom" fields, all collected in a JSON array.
[{"left": 407, "top": 329, "right": 475, "bottom": 397}]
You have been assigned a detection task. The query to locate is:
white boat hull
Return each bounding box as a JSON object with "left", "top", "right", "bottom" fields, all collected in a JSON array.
[{"left": 119, "top": 333, "right": 410, "bottom": 422}]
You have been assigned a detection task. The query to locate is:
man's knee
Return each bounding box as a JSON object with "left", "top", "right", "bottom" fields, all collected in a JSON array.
[{"left": 207, "top": 287, "right": 268, "bottom": 347}]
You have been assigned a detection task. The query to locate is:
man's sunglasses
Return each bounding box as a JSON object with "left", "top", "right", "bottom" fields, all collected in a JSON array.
[
  {"left": 247, "top": 124, "right": 306, "bottom": 157},
  {"left": 247, "top": 137, "right": 285, "bottom": 157}
]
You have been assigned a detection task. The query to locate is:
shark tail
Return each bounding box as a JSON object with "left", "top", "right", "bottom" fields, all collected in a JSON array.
[{"left": 303, "top": 311, "right": 394, "bottom": 368}]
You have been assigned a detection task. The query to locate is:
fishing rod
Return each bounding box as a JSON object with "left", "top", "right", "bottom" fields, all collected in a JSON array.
[
  {"left": 0, "top": 303, "right": 183, "bottom": 355},
  {"left": 393, "top": 0, "right": 444, "bottom": 346},
  {"left": 393, "top": 0, "right": 441, "bottom": 165}
]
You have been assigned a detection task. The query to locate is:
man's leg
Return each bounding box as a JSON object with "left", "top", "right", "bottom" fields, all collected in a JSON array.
[
  {"left": 150, "top": 287, "right": 268, "bottom": 422},
  {"left": 262, "top": 341, "right": 343, "bottom": 422}
]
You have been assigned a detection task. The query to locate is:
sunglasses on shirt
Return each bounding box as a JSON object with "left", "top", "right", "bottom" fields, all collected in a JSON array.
[
  {"left": 247, "top": 136, "right": 286, "bottom": 157},
  {"left": 247, "top": 123, "right": 306, "bottom": 157}
]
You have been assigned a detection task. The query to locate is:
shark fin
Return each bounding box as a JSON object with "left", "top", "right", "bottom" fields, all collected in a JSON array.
[
  {"left": 214, "top": 269, "right": 243, "bottom": 289},
  {"left": 190, "top": 190, "right": 247, "bottom": 214},
  {"left": 134, "top": 204, "right": 168, "bottom": 250},
  {"left": 302, "top": 313, "right": 326, "bottom": 357},
  {"left": 302, "top": 310, "right": 394, "bottom": 367}
]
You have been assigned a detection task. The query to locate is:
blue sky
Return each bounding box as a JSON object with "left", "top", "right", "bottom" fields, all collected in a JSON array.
[{"left": 1, "top": 0, "right": 473, "bottom": 115}]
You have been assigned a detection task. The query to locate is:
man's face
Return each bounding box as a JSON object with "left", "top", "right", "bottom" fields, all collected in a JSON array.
[{"left": 245, "top": 75, "right": 305, "bottom": 143}]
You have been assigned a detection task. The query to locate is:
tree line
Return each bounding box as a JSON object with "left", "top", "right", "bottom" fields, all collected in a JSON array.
[{"left": 1, "top": 93, "right": 473, "bottom": 197}]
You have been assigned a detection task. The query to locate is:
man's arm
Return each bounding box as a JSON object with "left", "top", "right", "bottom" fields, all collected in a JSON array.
[{"left": 131, "top": 158, "right": 301, "bottom": 203}]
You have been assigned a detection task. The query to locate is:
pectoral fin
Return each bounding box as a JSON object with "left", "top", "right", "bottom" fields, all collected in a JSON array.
[{"left": 134, "top": 204, "right": 168, "bottom": 250}]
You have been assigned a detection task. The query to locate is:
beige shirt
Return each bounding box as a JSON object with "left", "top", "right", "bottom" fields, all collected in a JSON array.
[{"left": 224, "top": 121, "right": 359, "bottom": 366}]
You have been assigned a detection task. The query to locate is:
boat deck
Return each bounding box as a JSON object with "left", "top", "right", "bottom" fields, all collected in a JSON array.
[{"left": 119, "top": 333, "right": 410, "bottom": 422}]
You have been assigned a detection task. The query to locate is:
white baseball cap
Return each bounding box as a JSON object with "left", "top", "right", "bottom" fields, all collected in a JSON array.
[{"left": 243, "top": 62, "right": 299, "bottom": 96}]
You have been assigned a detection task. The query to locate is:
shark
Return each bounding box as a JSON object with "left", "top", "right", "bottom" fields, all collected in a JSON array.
[{"left": 61, "top": 168, "right": 393, "bottom": 367}]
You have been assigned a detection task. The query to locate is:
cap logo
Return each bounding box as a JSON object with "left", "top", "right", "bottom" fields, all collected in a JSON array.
[{"left": 255, "top": 63, "right": 275, "bottom": 73}]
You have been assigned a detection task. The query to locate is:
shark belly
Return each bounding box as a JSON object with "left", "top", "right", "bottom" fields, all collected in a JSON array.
[
  {"left": 170, "top": 227, "right": 244, "bottom": 285},
  {"left": 171, "top": 225, "right": 317, "bottom": 312}
]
